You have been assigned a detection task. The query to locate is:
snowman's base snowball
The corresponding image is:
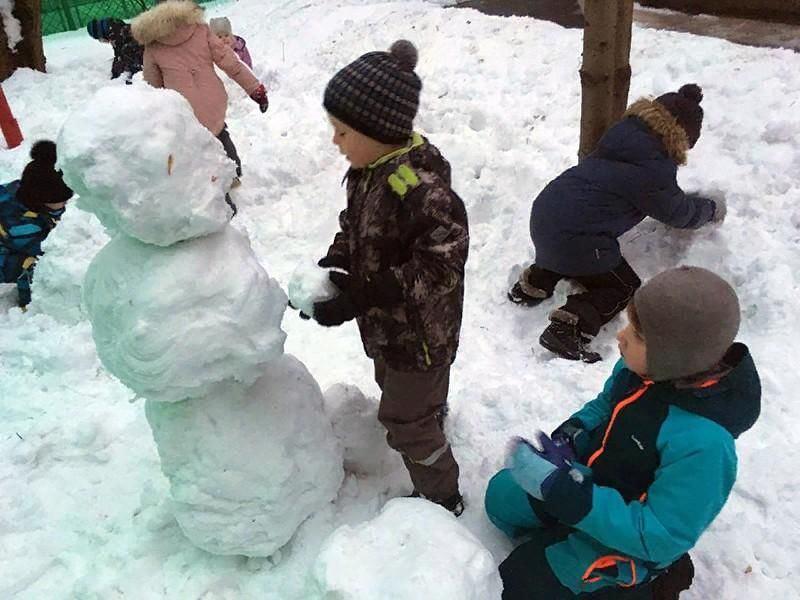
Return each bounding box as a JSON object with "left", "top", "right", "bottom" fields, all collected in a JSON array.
[{"left": 145, "top": 353, "right": 344, "bottom": 557}]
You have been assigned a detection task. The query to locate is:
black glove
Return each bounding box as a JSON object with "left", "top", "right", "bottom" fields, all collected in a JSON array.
[
  {"left": 313, "top": 270, "right": 404, "bottom": 327},
  {"left": 313, "top": 293, "right": 359, "bottom": 327},
  {"left": 328, "top": 270, "right": 403, "bottom": 311},
  {"left": 318, "top": 255, "right": 350, "bottom": 271}
]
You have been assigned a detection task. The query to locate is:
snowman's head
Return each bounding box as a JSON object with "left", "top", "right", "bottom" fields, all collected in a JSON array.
[{"left": 58, "top": 85, "right": 236, "bottom": 247}]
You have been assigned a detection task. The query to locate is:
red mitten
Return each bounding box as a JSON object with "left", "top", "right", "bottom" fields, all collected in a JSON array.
[{"left": 250, "top": 84, "right": 269, "bottom": 113}]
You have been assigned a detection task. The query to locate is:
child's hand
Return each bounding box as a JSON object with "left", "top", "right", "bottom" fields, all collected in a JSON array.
[
  {"left": 507, "top": 432, "right": 572, "bottom": 500},
  {"left": 250, "top": 84, "right": 269, "bottom": 113}
]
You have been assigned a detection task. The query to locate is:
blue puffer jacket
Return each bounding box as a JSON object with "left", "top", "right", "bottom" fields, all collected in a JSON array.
[
  {"left": 530, "top": 99, "right": 716, "bottom": 276},
  {"left": 536, "top": 344, "right": 760, "bottom": 595},
  {"left": 0, "top": 181, "right": 64, "bottom": 305}
]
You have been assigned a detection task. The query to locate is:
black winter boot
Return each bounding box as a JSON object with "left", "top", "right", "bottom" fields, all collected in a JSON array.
[
  {"left": 407, "top": 490, "right": 464, "bottom": 517},
  {"left": 507, "top": 266, "right": 556, "bottom": 306},
  {"left": 539, "top": 313, "right": 601, "bottom": 363}
]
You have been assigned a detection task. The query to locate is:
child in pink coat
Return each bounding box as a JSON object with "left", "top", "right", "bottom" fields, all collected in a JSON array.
[
  {"left": 209, "top": 17, "right": 253, "bottom": 69},
  {"left": 132, "top": 0, "right": 268, "bottom": 183}
]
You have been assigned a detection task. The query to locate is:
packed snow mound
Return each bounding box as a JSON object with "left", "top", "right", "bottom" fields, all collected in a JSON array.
[
  {"left": 58, "top": 85, "right": 235, "bottom": 246},
  {"left": 83, "top": 226, "right": 287, "bottom": 402},
  {"left": 324, "top": 383, "right": 397, "bottom": 475},
  {"left": 145, "top": 353, "right": 344, "bottom": 557},
  {"left": 287, "top": 259, "right": 339, "bottom": 317},
  {"left": 313, "top": 497, "right": 503, "bottom": 599},
  {"left": 33, "top": 206, "right": 109, "bottom": 322}
]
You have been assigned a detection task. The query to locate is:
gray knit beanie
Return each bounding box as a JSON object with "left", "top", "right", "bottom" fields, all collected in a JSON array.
[
  {"left": 323, "top": 40, "right": 421, "bottom": 144},
  {"left": 633, "top": 266, "right": 740, "bottom": 382}
]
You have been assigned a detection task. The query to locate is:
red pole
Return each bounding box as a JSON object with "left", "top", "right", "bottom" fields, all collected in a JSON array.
[{"left": 0, "top": 85, "right": 23, "bottom": 149}]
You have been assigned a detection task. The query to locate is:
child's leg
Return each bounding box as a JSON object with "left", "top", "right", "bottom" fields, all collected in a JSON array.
[
  {"left": 508, "top": 264, "right": 563, "bottom": 306},
  {"left": 376, "top": 363, "right": 460, "bottom": 505},
  {"left": 0, "top": 254, "right": 31, "bottom": 307},
  {"left": 556, "top": 258, "right": 641, "bottom": 336},
  {"left": 217, "top": 124, "right": 242, "bottom": 177},
  {"left": 485, "top": 469, "right": 544, "bottom": 538}
]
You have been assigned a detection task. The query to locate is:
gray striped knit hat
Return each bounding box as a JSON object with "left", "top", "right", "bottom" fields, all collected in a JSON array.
[{"left": 324, "top": 40, "right": 421, "bottom": 144}]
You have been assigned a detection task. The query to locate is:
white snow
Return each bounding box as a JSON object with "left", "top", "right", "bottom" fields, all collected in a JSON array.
[
  {"left": 33, "top": 206, "right": 109, "bottom": 323},
  {"left": 146, "top": 353, "right": 343, "bottom": 556},
  {"left": 82, "top": 226, "right": 287, "bottom": 402},
  {"left": 58, "top": 86, "right": 235, "bottom": 247},
  {"left": 287, "top": 259, "right": 340, "bottom": 317},
  {"left": 313, "top": 497, "right": 503, "bottom": 599},
  {"left": 324, "top": 382, "right": 400, "bottom": 475},
  {"left": 0, "top": 0, "right": 799, "bottom": 597},
  {"left": 0, "top": 0, "right": 22, "bottom": 52}
]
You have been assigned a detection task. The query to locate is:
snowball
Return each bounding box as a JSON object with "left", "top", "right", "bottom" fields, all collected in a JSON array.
[
  {"left": 313, "top": 498, "right": 502, "bottom": 599},
  {"left": 33, "top": 206, "right": 109, "bottom": 323},
  {"left": 58, "top": 86, "right": 235, "bottom": 246},
  {"left": 83, "top": 226, "right": 287, "bottom": 402},
  {"left": 324, "top": 383, "right": 396, "bottom": 475},
  {"left": 287, "top": 260, "right": 339, "bottom": 317},
  {"left": 145, "top": 354, "right": 344, "bottom": 556}
]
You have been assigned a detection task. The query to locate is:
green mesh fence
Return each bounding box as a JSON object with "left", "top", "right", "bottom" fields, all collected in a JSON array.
[{"left": 42, "top": 0, "right": 218, "bottom": 37}]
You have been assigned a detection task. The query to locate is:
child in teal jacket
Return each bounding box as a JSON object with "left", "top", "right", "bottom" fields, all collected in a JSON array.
[{"left": 485, "top": 266, "right": 760, "bottom": 599}]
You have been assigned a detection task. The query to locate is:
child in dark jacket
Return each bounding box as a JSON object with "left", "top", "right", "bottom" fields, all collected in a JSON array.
[
  {"left": 87, "top": 18, "right": 144, "bottom": 81},
  {"left": 486, "top": 266, "right": 760, "bottom": 599},
  {"left": 0, "top": 141, "right": 73, "bottom": 308},
  {"left": 302, "top": 40, "right": 469, "bottom": 516},
  {"left": 209, "top": 17, "right": 253, "bottom": 69},
  {"left": 510, "top": 84, "right": 725, "bottom": 363}
]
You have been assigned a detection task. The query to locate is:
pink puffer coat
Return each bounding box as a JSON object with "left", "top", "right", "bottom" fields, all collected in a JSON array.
[{"left": 132, "top": 1, "right": 259, "bottom": 136}]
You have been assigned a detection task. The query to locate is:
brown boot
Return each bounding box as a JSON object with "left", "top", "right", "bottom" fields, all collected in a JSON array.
[{"left": 652, "top": 553, "right": 694, "bottom": 599}]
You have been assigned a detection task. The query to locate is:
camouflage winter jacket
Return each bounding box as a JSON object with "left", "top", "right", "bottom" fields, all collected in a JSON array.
[{"left": 324, "top": 134, "right": 469, "bottom": 371}]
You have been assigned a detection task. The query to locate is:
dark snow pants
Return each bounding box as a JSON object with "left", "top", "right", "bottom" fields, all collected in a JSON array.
[
  {"left": 525, "top": 258, "right": 641, "bottom": 335},
  {"left": 374, "top": 359, "right": 460, "bottom": 502},
  {"left": 217, "top": 124, "right": 242, "bottom": 177}
]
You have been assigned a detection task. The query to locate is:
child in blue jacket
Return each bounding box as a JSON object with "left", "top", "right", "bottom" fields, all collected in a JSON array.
[
  {"left": 486, "top": 266, "right": 760, "bottom": 599},
  {"left": 509, "top": 84, "right": 725, "bottom": 363},
  {"left": 0, "top": 141, "right": 73, "bottom": 308}
]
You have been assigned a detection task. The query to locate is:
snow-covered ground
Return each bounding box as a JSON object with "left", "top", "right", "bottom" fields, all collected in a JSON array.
[{"left": 1, "top": 0, "right": 799, "bottom": 597}]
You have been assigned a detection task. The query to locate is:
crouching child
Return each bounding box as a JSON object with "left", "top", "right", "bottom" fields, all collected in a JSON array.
[
  {"left": 486, "top": 266, "right": 760, "bottom": 599},
  {"left": 510, "top": 85, "right": 726, "bottom": 363},
  {"left": 0, "top": 141, "right": 73, "bottom": 308}
]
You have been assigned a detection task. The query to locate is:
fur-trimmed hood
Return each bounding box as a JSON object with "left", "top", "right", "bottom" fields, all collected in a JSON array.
[
  {"left": 132, "top": 1, "right": 205, "bottom": 46},
  {"left": 623, "top": 98, "right": 689, "bottom": 165}
]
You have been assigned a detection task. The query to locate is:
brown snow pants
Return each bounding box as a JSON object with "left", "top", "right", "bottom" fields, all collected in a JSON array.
[{"left": 374, "top": 360, "right": 460, "bottom": 502}]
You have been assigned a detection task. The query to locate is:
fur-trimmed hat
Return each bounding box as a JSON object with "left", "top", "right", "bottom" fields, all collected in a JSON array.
[
  {"left": 633, "top": 266, "right": 740, "bottom": 382},
  {"left": 16, "top": 141, "right": 74, "bottom": 213},
  {"left": 656, "top": 84, "right": 704, "bottom": 148},
  {"left": 323, "top": 40, "right": 421, "bottom": 144}
]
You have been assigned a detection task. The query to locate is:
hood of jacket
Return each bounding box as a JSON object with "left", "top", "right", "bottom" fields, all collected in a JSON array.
[
  {"left": 667, "top": 343, "right": 761, "bottom": 439},
  {"left": 361, "top": 132, "right": 452, "bottom": 187},
  {"left": 132, "top": 1, "right": 205, "bottom": 46},
  {"left": 623, "top": 97, "right": 690, "bottom": 165}
]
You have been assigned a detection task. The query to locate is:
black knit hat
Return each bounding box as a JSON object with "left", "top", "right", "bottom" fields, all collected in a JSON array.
[
  {"left": 324, "top": 40, "right": 421, "bottom": 144},
  {"left": 656, "top": 84, "right": 704, "bottom": 148},
  {"left": 17, "top": 141, "right": 74, "bottom": 213}
]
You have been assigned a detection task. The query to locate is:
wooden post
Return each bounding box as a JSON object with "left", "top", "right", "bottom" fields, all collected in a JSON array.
[
  {"left": 0, "top": 85, "right": 24, "bottom": 148},
  {"left": 578, "top": 0, "right": 617, "bottom": 159}
]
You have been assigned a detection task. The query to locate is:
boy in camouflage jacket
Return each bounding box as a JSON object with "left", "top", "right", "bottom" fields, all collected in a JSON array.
[{"left": 309, "top": 40, "right": 469, "bottom": 515}]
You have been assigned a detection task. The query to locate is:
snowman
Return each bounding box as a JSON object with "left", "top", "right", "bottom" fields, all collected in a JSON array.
[{"left": 58, "top": 85, "right": 343, "bottom": 557}]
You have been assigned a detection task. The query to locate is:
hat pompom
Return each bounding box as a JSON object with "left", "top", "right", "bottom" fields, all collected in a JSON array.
[
  {"left": 30, "top": 140, "right": 57, "bottom": 165},
  {"left": 678, "top": 83, "right": 703, "bottom": 104},
  {"left": 389, "top": 39, "right": 418, "bottom": 72}
]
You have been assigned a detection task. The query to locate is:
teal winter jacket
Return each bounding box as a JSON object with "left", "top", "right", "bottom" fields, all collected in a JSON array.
[{"left": 538, "top": 344, "right": 760, "bottom": 594}]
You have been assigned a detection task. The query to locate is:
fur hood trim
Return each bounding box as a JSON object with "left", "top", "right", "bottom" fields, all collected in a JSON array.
[
  {"left": 624, "top": 98, "right": 689, "bottom": 165},
  {"left": 132, "top": 1, "right": 205, "bottom": 45}
]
